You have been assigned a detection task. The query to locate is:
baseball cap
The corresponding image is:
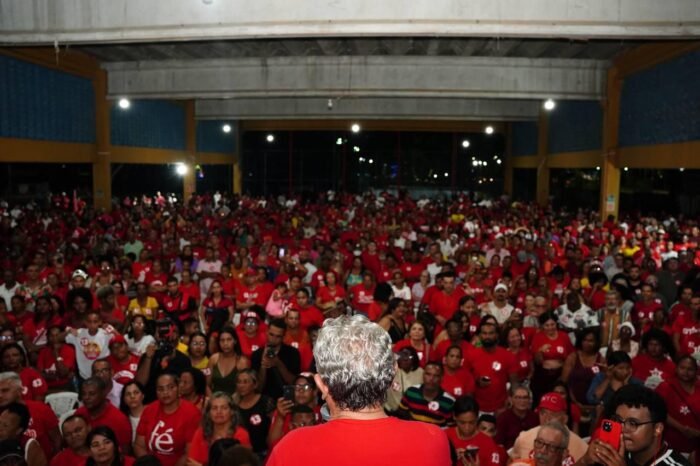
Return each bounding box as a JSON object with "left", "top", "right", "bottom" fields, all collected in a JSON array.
[
  {"left": 537, "top": 392, "right": 566, "bottom": 413},
  {"left": 494, "top": 283, "right": 508, "bottom": 292},
  {"left": 109, "top": 334, "right": 127, "bottom": 347},
  {"left": 72, "top": 269, "right": 88, "bottom": 280},
  {"left": 243, "top": 312, "right": 260, "bottom": 323}
]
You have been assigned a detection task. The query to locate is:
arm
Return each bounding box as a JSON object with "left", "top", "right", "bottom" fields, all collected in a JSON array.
[
  {"left": 266, "top": 398, "right": 293, "bottom": 447},
  {"left": 135, "top": 345, "right": 156, "bottom": 386},
  {"left": 133, "top": 435, "right": 148, "bottom": 457},
  {"left": 587, "top": 373, "right": 608, "bottom": 405},
  {"left": 27, "top": 441, "right": 47, "bottom": 466},
  {"left": 561, "top": 352, "right": 576, "bottom": 383},
  {"left": 377, "top": 316, "right": 391, "bottom": 332}
]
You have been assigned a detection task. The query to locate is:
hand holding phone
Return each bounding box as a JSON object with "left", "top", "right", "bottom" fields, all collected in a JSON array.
[
  {"left": 597, "top": 419, "right": 622, "bottom": 451},
  {"left": 282, "top": 385, "right": 296, "bottom": 403}
]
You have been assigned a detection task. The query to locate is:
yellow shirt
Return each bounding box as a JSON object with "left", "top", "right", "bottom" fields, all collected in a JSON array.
[{"left": 127, "top": 297, "right": 159, "bottom": 320}]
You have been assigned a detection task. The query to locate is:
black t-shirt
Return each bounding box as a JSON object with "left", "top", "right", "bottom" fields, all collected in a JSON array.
[
  {"left": 251, "top": 344, "right": 301, "bottom": 399},
  {"left": 238, "top": 394, "right": 275, "bottom": 455},
  {"left": 139, "top": 349, "right": 192, "bottom": 403},
  {"left": 625, "top": 445, "right": 692, "bottom": 466}
]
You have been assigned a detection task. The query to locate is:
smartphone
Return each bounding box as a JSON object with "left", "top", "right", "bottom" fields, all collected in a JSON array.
[
  {"left": 279, "top": 248, "right": 285, "bottom": 258},
  {"left": 282, "top": 385, "right": 296, "bottom": 403},
  {"left": 597, "top": 419, "right": 622, "bottom": 451},
  {"left": 265, "top": 347, "right": 276, "bottom": 358},
  {"left": 466, "top": 446, "right": 479, "bottom": 461}
]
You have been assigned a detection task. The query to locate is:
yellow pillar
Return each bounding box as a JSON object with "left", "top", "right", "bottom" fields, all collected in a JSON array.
[
  {"left": 184, "top": 101, "right": 196, "bottom": 202},
  {"left": 600, "top": 67, "right": 622, "bottom": 221},
  {"left": 535, "top": 110, "right": 550, "bottom": 206},
  {"left": 93, "top": 70, "right": 112, "bottom": 211},
  {"left": 503, "top": 123, "right": 514, "bottom": 197},
  {"left": 233, "top": 123, "right": 242, "bottom": 194}
]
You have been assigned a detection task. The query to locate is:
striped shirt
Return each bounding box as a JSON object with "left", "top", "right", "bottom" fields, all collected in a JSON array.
[
  {"left": 625, "top": 444, "right": 692, "bottom": 466},
  {"left": 399, "top": 384, "right": 455, "bottom": 427}
]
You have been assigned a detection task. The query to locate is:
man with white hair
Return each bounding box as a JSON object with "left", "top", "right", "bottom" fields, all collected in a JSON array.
[
  {"left": 0, "top": 372, "right": 60, "bottom": 458},
  {"left": 267, "top": 315, "right": 450, "bottom": 465},
  {"left": 532, "top": 421, "right": 569, "bottom": 466}
]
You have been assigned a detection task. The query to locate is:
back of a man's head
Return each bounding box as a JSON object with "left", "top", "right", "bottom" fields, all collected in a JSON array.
[{"left": 314, "top": 315, "right": 394, "bottom": 411}]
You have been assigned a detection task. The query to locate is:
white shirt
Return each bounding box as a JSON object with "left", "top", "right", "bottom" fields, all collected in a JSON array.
[
  {"left": 107, "top": 380, "right": 124, "bottom": 409},
  {"left": 481, "top": 301, "right": 514, "bottom": 324},
  {"left": 66, "top": 328, "right": 114, "bottom": 379},
  {"left": 0, "top": 282, "right": 22, "bottom": 308},
  {"left": 126, "top": 334, "right": 156, "bottom": 357}
]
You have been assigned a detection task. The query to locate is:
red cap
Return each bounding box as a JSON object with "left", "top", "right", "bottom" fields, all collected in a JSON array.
[
  {"left": 109, "top": 334, "right": 127, "bottom": 347},
  {"left": 243, "top": 311, "right": 260, "bottom": 322},
  {"left": 537, "top": 393, "right": 566, "bottom": 413}
]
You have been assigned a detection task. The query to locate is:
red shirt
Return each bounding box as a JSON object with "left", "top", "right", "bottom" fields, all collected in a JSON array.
[
  {"left": 49, "top": 449, "right": 88, "bottom": 466},
  {"left": 187, "top": 426, "right": 251, "bottom": 464},
  {"left": 441, "top": 367, "right": 476, "bottom": 398},
  {"left": 631, "top": 354, "right": 676, "bottom": 389},
  {"left": 468, "top": 347, "right": 518, "bottom": 413},
  {"left": 511, "top": 347, "right": 534, "bottom": 383},
  {"left": 672, "top": 315, "right": 700, "bottom": 359},
  {"left": 19, "top": 367, "right": 48, "bottom": 401},
  {"left": 107, "top": 354, "right": 140, "bottom": 384},
  {"left": 445, "top": 429, "right": 502, "bottom": 466},
  {"left": 24, "top": 400, "right": 58, "bottom": 460},
  {"left": 428, "top": 288, "right": 466, "bottom": 321},
  {"left": 529, "top": 331, "right": 574, "bottom": 362},
  {"left": 267, "top": 417, "right": 450, "bottom": 466},
  {"left": 316, "top": 286, "right": 346, "bottom": 306},
  {"left": 75, "top": 403, "right": 132, "bottom": 451},
  {"left": 633, "top": 300, "right": 664, "bottom": 333},
  {"left": 294, "top": 305, "right": 325, "bottom": 331},
  {"left": 136, "top": 400, "right": 202, "bottom": 466},
  {"left": 655, "top": 379, "right": 700, "bottom": 453},
  {"left": 350, "top": 284, "right": 375, "bottom": 314},
  {"left": 237, "top": 329, "right": 267, "bottom": 358},
  {"left": 36, "top": 345, "right": 76, "bottom": 389},
  {"left": 393, "top": 339, "right": 431, "bottom": 368},
  {"left": 432, "top": 340, "right": 474, "bottom": 366}
]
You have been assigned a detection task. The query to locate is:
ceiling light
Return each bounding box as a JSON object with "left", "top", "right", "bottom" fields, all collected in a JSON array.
[
  {"left": 175, "top": 163, "right": 188, "bottom": 176},
  {"left": 351, "top": 123, "right": 361, "bottom": 133},
  {"left": 485, "top": 126, "right": 494, "bottom": 135},
  {"left": 544, "top": 99, "right": 556, "bottom": 111},
  {"left": 462, "top": 140, "right": 470, "bottom": 148},
  {"left": 266, "top": 134, "right": 275, "bottom": 143},
  {"left": 118, "top": 98, "right": 130, "bottom": 109},
  {"left": 222, "top": 124, "right": 232, "bottom": 133},
  {"left": 336, "top": 138, "right": 343, "bottom": 145}
]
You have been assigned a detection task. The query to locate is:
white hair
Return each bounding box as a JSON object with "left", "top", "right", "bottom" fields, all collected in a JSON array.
[
  {"left": 314, "top": 315, "right": 394, "bottom": 411},
  {"left": 539, "top": 420, "right": 570, "bottom": 449},
  {"left": 0, "top": 372, "right": 22, "bottom": 389}
]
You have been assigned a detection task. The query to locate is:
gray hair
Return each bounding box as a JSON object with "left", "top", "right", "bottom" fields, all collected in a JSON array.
[
  {"left": 314, "top": 315, "right": 395, "bottom": 411},
  {"left": 202, "top": 392, "right": 240, "bottom": 441},
  {"left": 0, "top": 372, "right": 22, "bottom": 390},
  {"left": 538, "top": 420, "right": 570, "bottom": 449},
  {"left": 509, "top": 384, "right": 532, "bottom": 399}
]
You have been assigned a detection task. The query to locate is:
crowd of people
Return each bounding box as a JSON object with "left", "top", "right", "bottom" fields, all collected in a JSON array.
[{"left": 0, "top": 190, "right": 699, "bottom": 466}]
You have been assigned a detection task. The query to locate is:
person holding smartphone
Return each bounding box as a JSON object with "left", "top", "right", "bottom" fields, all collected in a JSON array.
[{"left": 446, "top": 396, "right": 502, "bottom": 466}]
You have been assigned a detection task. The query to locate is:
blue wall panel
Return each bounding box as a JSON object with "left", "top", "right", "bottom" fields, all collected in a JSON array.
[
  {"left": 548, "top": 100, "right": 603, "bottom": 154},
  {"left": 111, "top": 100, "right": 185, "bottom": 150},
  {"left": 620, "top": 49, "right": 700, "bottom": 147},
  {"left": 511, "top": 121, "right": 538, "bottom": 156},
  {"left": 0, "top": 55, "right": 95, "bottom": 143},
  {"left": 196, "top": 120, "right": 235, "bottom": 154}
]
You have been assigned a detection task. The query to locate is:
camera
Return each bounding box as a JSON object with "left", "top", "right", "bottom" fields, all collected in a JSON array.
[
  {"left": 265, "top": 347, "right": 276, "bottom": 358},
  {"left": 155, "top": 318, "right": 175, "bottom": 357},
  {"left": 602, "top": 420, "right": 613, "bottom": 432}
]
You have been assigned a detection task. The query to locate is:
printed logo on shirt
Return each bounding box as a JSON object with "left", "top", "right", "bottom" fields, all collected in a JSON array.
[
  {"left": 556, "top": 346, "right": 564, "bottom": 354},
  {"left": 31, "top": 378, "right": 43, "bottom": 388},
  {"left": 148, "top": 420, "right": 175, "bottom": 455},
  {"left": 291, "top": 342, "right": 299, "bottom": 349},
  {"left": 492, "top": 361, "right": 502, "bottom": 371},
  {"left": 680, "top": 405, "right": 690, "bottom": 415},
  {"left": 417, "top": 352, "right": 423, "bottom": 361},
  {"left": 454, "top": 387, "right": 463, "bottom": 396},
  {"left": 252, "top": 345, "right": 260, "bottom": 352},
  {"left": 591, "top": 365, "right": 600, "bottom": 374},
  {"left": 250, "top": 414, "right": 262, "bottom": 426},
  {"left": 520, "top": 360, "right": 528, "bottom": 368},
  {"left": 428, "top": 401, "right": 440, "bottom": 412},
  {"left": 392, "top": 381, "right": 401, "bottom": 391}
]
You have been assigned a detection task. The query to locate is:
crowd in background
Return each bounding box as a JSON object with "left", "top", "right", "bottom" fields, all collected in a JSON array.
[{"left": 0, "top": 190, "right": 698, "bottom": 466}]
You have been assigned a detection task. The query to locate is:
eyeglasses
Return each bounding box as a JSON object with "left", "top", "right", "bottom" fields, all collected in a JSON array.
[
  {"left": 290, "top": 422, "right": 311, "bottom": 428},
  {"left": 534, "top": 439, "right": 565, "bottom": 453},
  {"left": 609, "top": 415, "right": 655, "bottom": 432},
  {"left": 295, "top": 384, "right": 312, "bottom": 391},
  {"left": 190, "top": 341, "right": 206, "bottom": 347}
]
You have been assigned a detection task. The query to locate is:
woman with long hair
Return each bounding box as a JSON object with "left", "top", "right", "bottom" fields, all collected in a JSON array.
[
  {"left": 186, "top": 392, "right": 251, "bottom": 466},
  {"left": 234, "top": 369, "right": 275, "bottom": 457},
  {"left": 343, "top": 257, "right": 364, "bottom": 288},
  {"left": 530, "top": 311, "right": 574, "bottom": 403},
  {"left": 86, "top": 426, "right": 135, "bottom": 466},
  {"left": 207, "top": 326, "right": 249, "bottom": 395},
  {"left": 119, "top": 381, "right": 146, "bottom": 442},
  {"left": 392, "top": 320, "right": 431, "bottom": 368},
  {"left": 501, "top": 325, "right": 533, "bottom": 384},
  {"left": 199, "top": 281, "right": 234, "bottom": 335},
  {"left": 377, "top": 298, "right": 408, "bottom": 344},
  {"left": 179, "top": 367, "right": 208, "bottom": 411},
  {"left": 188, "top": 332, "right": 209, "bottom": 372}
]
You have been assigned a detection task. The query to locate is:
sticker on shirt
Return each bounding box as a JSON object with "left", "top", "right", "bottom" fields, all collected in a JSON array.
[
  {"left": 492, "top": 361, "right": 502, "bottom": 371},
  {"left": 417, "top": 352, "right": 424, "bottom": 361},
  {"left": 291, "top": 342, "right": 299, "bottom": 349},
  {"left": 556, "top": 346, "right": 564, "bottom": 354},
  {"left": 392, "top": 381, "right": 401, "bottom": 391},
  {"left": 80, "top": 339, "right": 102, "bottom": 360},
  {"left": 31, "top": 378, "right": 43, "bottom": 388},
  {"left": 644, "top": 368, "right": 665, "bottom": 389},
  {"left": 591, "top": 365, "right": 600, "bottom": 374},
  {"left": 249, "top": 414, "right": 262, "bottom": 426},
  {"left": 428, "top": 401, "right": 440, "bottom": 412},
  {"left": 454, "top": 387, "right": 463, "bottom": 396},
  {"left": 520, "top": 360, "right": 528, "bottom": 368}
]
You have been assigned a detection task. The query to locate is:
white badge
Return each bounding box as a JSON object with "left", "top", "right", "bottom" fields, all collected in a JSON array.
[{"left": 428, "top": 401, "right": 440, "bottom": 412}]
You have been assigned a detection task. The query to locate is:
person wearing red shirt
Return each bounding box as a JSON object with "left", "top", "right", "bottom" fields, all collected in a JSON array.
[
  {"left": 503, "top": 326, "right": 534, "bottom": 384},
  {"left": 161, "top": 277, "right": 197, "bottom": 323},
  {"left": 446, "top": 396, "right": 502, "bottom": 466},
  {"left": 530, "top": 312, "right": 574, "bottom": 404},
  {"left": 282, "top": 309, "right": 313, "bottom": 371},
  {"left": 236, "top": 311, "right": 267, "bottom": 358},
  {"left": 632, "top": 284, "right": 664, "bottom": 335},
  {"left": 469, "top": 322, "right": 519, "bottom": 413},
  {"left": 632, "top": 329, "right": 676, "bottom": 390},
  {"left": 360, "top": 242, "right": 382, "bottom": 277},
  {"left": 267, "top": 374, "right": 322, "bottom": 448},
  {"left": 186, "top": 393, "right": 251, "bottom": 466},
  {"left": 393, "top": 321, "right": 432, "bottom": 368},
  {"left": 441, "top": 346, "right": 476, "bottom": 398},
  {"left": 1, "top": 343, "right": 48, "bottom": 401},
  {"left": 235, "top": 272, "right": 267, "bottom": 312},
  {"left": 37, "top": 326, "right": 77, "bottom": 391},
  {"left": 428, "top": 272, "right": 465, "bottom": 328},
  {"left": 107, "top": 335, "right": 140, "bottom": 385},
  {"left": 267, "top": 315, "right": 450, "bottom": 466},
  {"left": 654, "top": 355, "right": 700, "bottom": 455},
  {"left": 669, "top": 286, "right": 694, "bottom": 322},
  {"left": 433, "top": 318, "right": 474, "bottom": 365},
  {"left": 135, "top": 373, "right": 201, "bottom": 466},
  {"left": 316, "top": 271, "right": 347, "bottom": 312},
  {"left": 74, "top": 377, "right": 132, "bottom": 454},
  {"left": 349, "top": 272, "right": 376, "bottom": 315},
  {"left": 51, "top": 414, "right": 90, "bottom": 466},
  {"left": 291, "top": 289, "right": 324, "bottom": 332},
  {"left": 672, "top": 293, "right": 700, "bottom": 360}
]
